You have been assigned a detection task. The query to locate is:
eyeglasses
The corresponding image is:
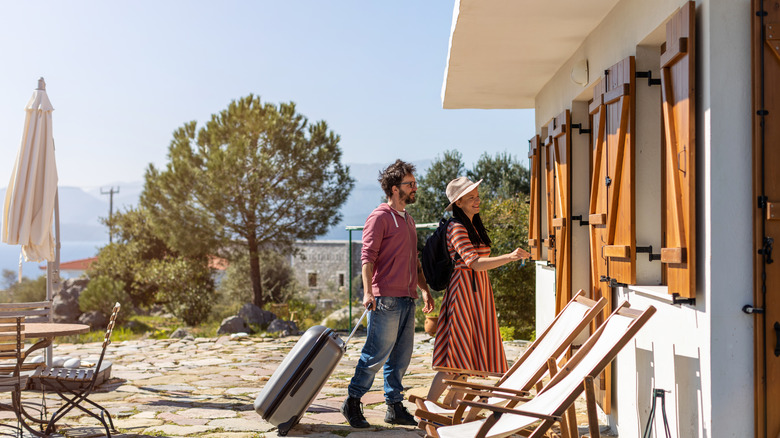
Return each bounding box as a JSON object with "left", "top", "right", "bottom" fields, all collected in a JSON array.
[{"left": 399, "top": 181, "right": 417, "bottom": 189}]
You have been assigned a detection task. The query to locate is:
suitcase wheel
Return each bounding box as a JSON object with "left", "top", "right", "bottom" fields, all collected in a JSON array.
[{"left": 277, "top": 416, "right": 299, "bottom": 436}]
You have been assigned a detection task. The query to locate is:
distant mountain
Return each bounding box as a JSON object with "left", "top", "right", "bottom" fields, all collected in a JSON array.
[
  {"left": 0, "top": 186, "right": 123, "bottom": 242},
  {"left": 0, "top": 160, "right": 431, "bottom": 244}
]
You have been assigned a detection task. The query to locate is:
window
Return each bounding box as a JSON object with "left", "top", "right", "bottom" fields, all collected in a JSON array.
[{"left": 308, "top": 272, "right": 318, "bottom": 288}]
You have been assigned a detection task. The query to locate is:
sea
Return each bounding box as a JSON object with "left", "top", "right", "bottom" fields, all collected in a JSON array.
[{"left": 0, "top": 240, "right": 106, "bottom": 281}]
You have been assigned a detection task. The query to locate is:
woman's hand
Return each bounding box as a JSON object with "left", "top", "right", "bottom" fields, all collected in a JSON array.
[
  {"left": 508, "top": 247, "right": 532, "bottom": 261},
  {"left": 470, "top": 247, "right": 532, "bottom": 271}
]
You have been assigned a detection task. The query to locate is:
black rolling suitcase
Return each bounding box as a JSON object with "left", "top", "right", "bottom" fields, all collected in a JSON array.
[{"left": 254, "top": 309, "right": 368, "bottom": 435}]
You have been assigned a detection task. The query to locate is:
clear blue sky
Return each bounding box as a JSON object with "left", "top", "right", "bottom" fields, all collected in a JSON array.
[{"left": 0, "top": 1, "right": 535, "bottom": 189}]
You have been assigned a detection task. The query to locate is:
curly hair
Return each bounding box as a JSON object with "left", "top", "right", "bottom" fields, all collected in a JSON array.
[{"left": 378, "top": 159, "right": 416, "bottom": 197}]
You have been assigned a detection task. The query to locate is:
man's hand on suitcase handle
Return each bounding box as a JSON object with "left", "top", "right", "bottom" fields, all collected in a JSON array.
[{"left": 363, "top": 293, "right": 376, "bottom": 311}]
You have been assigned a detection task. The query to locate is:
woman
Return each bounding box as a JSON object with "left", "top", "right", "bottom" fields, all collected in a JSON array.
[{"left": 429, "top": 176, "right": 530, "bottom": 400}]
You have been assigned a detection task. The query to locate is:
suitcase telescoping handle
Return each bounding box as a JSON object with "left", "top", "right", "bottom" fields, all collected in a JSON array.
[{"left": 343, "top": 308, "right": 369, "bottom": 346}]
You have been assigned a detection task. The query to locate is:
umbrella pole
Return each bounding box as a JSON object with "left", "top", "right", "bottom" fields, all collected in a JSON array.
[{"left": 45, "top": 189, "right": 60, "bottom": 366}]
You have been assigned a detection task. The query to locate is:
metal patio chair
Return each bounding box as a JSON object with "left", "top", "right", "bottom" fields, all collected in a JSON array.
[{"left": 32, "top": 302, "right": 120, "bottom": 438}]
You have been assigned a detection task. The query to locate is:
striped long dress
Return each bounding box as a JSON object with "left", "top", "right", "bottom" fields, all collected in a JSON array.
[{"left": 432, "top": 221, "right": 508, "bottom": 373}]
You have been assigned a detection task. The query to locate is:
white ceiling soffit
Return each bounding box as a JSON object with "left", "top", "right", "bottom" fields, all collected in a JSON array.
[{"left": 442, "top": 0, "right": 621, "bottom": 109}]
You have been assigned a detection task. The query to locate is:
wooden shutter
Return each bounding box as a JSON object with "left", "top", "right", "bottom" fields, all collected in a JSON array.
[
  {"left": 528, "top": 135, "right": 542, "bottom": 260},
  {"left": 661, "top": 1, "right": 696, "bottom": 299},
  {"left": 753, "top": 1, "right": 780, "bottom": 436},
  {"left": 589, "top": 56, "right": 637, "bottom": 290},
  {"left": 588, "top": 88, "right": 609, "bottom": 310},
  {"left": 549, "top": 111, "right": 572, "bottom": 313},
  {"left": 544, "top": 137, "right": 556, "bottom": 263},
  {"left": 588, "top": 56, "right": 636, "bottom": 414}
]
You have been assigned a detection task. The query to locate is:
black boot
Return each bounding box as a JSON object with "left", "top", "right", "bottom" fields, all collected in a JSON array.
[
  {"left": 385, "top": 401, "right": 418, "bottom": 426},
  {"left": 341, "top": 397, "right": 370, "bottom": 428}
]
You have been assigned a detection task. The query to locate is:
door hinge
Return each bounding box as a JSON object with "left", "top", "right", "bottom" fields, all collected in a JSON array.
[
  {"left": 571, "top": 215, "right": 589, "bottom": 227},
  {"left": 636, "top": 245, "right": 661, "bottom": 262},
  {"left": 636, "top": 70, "right": 661, "bottom": 86},
  {"left": 571, "top": 123, "right": 591, "bottom": 135}
]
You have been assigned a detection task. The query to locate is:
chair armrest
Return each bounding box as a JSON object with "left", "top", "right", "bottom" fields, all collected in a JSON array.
[
  {"left": 459, "top": 400, "right": 561, "bottom": 422},
  {"left": 410, "top": 394, "right": 459, "bottom": 411},
  {"left": 433, "top": 366, "right": 504, "bottom": 378},
  {"left": 443, "top": 379, "right": 530, "bottom": 396},
  {"left": 457, "top": 388, "right": 533, "bottom": 403}
]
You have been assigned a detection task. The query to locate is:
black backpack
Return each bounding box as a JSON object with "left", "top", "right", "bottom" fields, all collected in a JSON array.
[{"left": 421, "top": 218, "right": 460, "bottom": 291}]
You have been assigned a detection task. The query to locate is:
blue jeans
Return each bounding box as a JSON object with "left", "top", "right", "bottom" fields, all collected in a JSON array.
[{"left": 348, "top": 296, "right": 416, "bottom": 404}]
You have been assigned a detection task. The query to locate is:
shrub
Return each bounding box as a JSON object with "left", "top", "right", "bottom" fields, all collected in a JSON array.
[
  {"left": 499, "top": 326, "right": 516, "bottom": 341},
  {"left": 479, "top": 195, "right": 536, "bottom": 341},
  {"left": 146, "top": 257, "right": 215, "bottom": 326},
  {"left": 79, "top": 276, "right": 132, "bottom": 323}
]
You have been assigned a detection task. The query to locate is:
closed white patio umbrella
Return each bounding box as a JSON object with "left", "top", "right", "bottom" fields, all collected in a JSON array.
[{"left": 2, "top": 77, "right": 61, "bottom": 306}]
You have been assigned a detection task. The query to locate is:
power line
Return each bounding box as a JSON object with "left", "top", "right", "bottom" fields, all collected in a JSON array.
[{"left": 100, "top": 186, "right": 120, "bottom": 243}]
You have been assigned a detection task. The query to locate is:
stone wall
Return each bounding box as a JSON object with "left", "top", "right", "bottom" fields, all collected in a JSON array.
[{"left": 290, "top": 240, "right": 363, "bottom": 302}]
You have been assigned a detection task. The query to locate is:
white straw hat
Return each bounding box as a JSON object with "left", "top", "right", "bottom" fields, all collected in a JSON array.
[{"left": 445, "top": 177, "right": 483, "bottom": 211}]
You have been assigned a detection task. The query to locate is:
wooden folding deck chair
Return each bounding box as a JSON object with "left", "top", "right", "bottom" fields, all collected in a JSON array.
[
  {"left": 412, "top": 290, "right": 606, "bottom": 426},
  {"left": 425, "top": 301, "right": 656, "bottom": 438},
  {"left": 33, "top": 302, "right": 120, "bottom": 438}
]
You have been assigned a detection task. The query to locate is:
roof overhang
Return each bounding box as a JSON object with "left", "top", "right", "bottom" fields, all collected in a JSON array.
[{"left": 442, "top": 0, "right": 621, "bottom": 109}]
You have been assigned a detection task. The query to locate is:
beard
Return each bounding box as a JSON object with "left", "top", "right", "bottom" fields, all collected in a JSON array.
[{"left": 400, "top": 188, "right": 416, "bottom": 205}]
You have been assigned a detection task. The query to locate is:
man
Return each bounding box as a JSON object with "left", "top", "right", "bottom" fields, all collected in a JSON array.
[{"left": 341, "top": 159, "right": 434, "bottom": 428}]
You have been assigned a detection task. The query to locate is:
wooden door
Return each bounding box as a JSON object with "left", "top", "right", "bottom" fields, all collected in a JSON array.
[
  {"left": 588, "top": 56, "right": 636, "bottom": 414},
  {"left": 661, "top": 1, "right": 696, "bottom": 299},
  {"left": 549, "top": 111, "right": 572, "bottom": 313},
  {"left": 752, "top": 1, "right": 780, "bottom": 436},
  {"left": 544, "top": 137, "right": 557, "bottom": 263},
  {"left": 528, "top": 135, "right": 543, "bottom": 261}
]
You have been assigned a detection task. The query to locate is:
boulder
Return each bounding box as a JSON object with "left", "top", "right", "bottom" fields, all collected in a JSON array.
[
  {"left": 78, "top": 310, "right": 109, "bottom": 329},
  {"left": 217, "top": 316, "right": 251, "bottom": 335},
  {"left": 52, "top": 278, "right": 89, "bottom": 323},
  {"left": 267, "top": 319, "right": 298, "bottom": 336},
  {"left": 169, "top": 328, "right": 190, "bottom": 339},
  {"left": 321, "top": 307, "right": 366, "bottom": 330},
  {"left": 237, "top": 303, "right": 277, "bottom": 326}
]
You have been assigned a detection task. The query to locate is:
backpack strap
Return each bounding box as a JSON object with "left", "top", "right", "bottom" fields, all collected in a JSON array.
[{"left": 444, "top": 217, "right": 477, "bottom": 291}]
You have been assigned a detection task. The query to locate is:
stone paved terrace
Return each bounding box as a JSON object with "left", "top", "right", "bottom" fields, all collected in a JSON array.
[{"left": 1, "top": 331, "right": 617, "bottom": 437}]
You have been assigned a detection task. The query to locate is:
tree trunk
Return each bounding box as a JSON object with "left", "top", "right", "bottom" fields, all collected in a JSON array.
[{"left": 248, "top": 235, "right": 264, "bottom": 308}]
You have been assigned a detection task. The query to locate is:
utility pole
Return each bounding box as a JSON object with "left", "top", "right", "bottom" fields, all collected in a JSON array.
[{"left": 101, "top": 186, "right": 120, "bottom": 243}]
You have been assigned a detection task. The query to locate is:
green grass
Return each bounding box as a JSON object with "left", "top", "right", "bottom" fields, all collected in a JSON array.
[{"left": 55, "top": 313, "right": 224, "bottom": 344}]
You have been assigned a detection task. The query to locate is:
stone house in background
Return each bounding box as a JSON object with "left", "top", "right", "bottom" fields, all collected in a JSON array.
[{"left": 290, "top": 240, "right": 363, "bottom": 307}]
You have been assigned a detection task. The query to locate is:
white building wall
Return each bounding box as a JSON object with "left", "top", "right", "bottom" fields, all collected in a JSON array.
[
  {"left": 615, "top": 287, "right": 709, "bottom": 437},
  {"left": 535, "top": 261, "right": 557, "bottom": 336},
  {"left": 530, "top": 0, "right": 754, "bottom": 436},
  {"left": 571, "top": 101, "right": 592, "bottom": 298},
  {"left": 702, "top": 0, "right": 754, "bottom": 435}
]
